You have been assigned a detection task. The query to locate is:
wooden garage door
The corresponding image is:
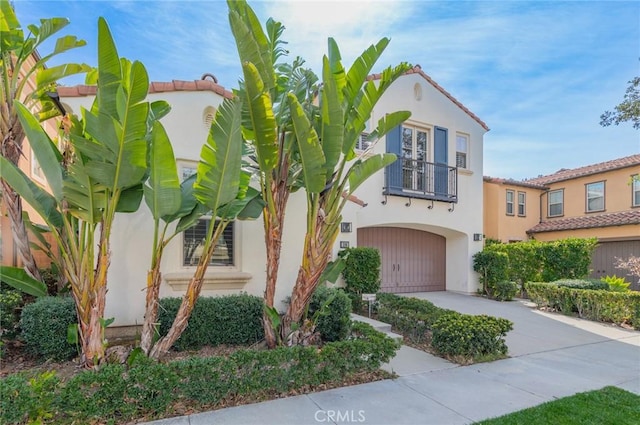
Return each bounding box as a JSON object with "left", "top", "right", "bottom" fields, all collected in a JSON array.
[
  {"left": 357, "top": 227, "right": 445, "bottom": 293},
  {"left": 590, "top": 240, "right": 640, "bottom": 291}
]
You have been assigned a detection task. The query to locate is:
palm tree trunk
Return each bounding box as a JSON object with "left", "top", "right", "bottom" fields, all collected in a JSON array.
[{"left": 140, "top": 266, "right": 162, "bottom": 354}]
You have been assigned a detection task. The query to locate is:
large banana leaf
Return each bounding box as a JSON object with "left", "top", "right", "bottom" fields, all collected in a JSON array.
[
  {"left": 0, "top": 266, "right": 47, "bottom": 297},
  {"left": 326, "top": 38, "right": 346, "bottom": 105},
  {"left": 320, "top": 56, "right": 344, "bottom": 180},
  {"left": 346, "top": 153, "right": 397, "bottom": 195},
  {"left": 287, "top": 93, "right": 326, "bottom": 193},
  {"left": 194, "top": 97, "right": 244, "bottom": 211},
  {"left": 36, "top": 63, "right": 92, "bottom": 90},
  {"left": 242, "top": 62, "right": 278, "bottom": 172},
  {"left": 367, "top": 111, "right": 412, "bottom": 142},
  {"left": 14, "top": 102, "right": 63, "bottom": 201},
  {"left": 0, "top": 156, "right": 62, "bottom": 228},
  {"left": 344, "top": 38, "right": 389, "bottom": 106},
  {"left": 144, "top": 121, "right": 181, "bottom": 220},
  {"left": 228, "top": 0, "right": 275, "bottom": 91},
  {"left": 95, "top": 17, "right": 122, "bottom": 117},
  {"left": 218, "top": 186, "right": 265, "bottom": 220}
]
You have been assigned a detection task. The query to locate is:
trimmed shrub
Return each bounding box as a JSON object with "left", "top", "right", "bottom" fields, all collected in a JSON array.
[
  {"left": 525, "top": 282, "right": 640, "bottom": 328},
  {"left": 553, "top": 279, "right": 608, "bottom": 291},
  {"left": 377, "top": 294, "right": 448, "bottom": 342},
  {"left": 340, "top": 247, "right": 381, "bottom": 311},
  {"left": 1, "top": 322, "right": 399, "bottom": 424},
  {"left": 308, "top": 286, "right": 352, "bottom": 342},
  {"left": 0, "top": 289, "right": 23, "bottom": 339},
  {"left": 490, "top": 281, "right": 519, "bottom": 301},
  {"left": 539, "top": 238, "right": 598, "bottom": 282},
  {"left": 473, "top": 250, "right": 509, "bottom": 296},
  {"left": 431, "top": 312, "right": 513, "bottom": 358},
  {"left": 20, "top": 296, "right": 76, "bottom": 361},
  {"left": 158, "top": 294, "right": 264, "bottom": 351}
]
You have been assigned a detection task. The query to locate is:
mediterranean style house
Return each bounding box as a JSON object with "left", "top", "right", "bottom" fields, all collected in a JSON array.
[
  {"left": 57, "top": 65, "right": 489, "bottom": 326},
  {"left": 484, "top": 154, "right": 640, "bottom": 288}
]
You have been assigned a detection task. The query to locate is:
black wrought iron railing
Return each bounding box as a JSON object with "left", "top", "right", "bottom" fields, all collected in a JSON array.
[{"left": 384, "top": 158, "right": 458, "bottom": 203}]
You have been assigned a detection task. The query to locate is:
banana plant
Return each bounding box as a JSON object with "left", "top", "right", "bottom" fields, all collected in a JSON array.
[
  {"left": 0, "top": 18, "right": 158, "bottom": 367},
  {"left": 228, "top": 0, "right": 320, "bottom": 348},
  {"left": 0, "top": 0, "right": 90, "bottom": 281},
  {"left": 282, "top": 39, "right": 412, "bottom": 339},
  {"left": 148, "top": 97, "right": 264, "bottom": 359}
]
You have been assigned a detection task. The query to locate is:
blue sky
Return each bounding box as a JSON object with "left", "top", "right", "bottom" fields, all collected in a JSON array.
[{"left": 13, "top": 0, "right": 640, "bottom": 180}]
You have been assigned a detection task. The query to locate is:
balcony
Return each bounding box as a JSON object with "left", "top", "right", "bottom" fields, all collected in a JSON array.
[{"left": 384, "top": 158, "right": 458, "bottom": 203}]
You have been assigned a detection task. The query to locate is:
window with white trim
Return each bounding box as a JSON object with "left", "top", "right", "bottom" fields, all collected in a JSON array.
[
  {"left": 633, "top": 175, "right": 640, "bottom": 207},
  {"left": 506, "top": 190, "right": 515, "bottom": 216},
  {"left": 178, "top": 162, "right": 235, "bottom": 267},
  {"left": 455, "top": 134, "right": 469, "bottom": 169},
  {"left": 586, "top": 181, "right": 605, "bottom": 212},
  {"left": 517, "top": 191, "right": 526, "bottom": 217},
  {"left": 31, "top": 149, "right": 45, "bottom": 182},
  {"left": 548, "top": 189, "right": 563, "bottom": 217}
]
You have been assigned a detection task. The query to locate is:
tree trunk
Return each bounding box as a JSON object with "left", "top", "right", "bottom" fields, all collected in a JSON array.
[
  {"left": 1, "top": 114, "right": 42, "bottom": 281},
  {"left": 262, "top": 171, "right": 290, "bottom": 348},
  {"left": 140, "top": 267, "right": 162, "bottom": 354}
]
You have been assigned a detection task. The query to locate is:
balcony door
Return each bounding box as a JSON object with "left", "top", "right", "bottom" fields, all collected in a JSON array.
[
  {"left": 401, "top": 126, "right": 429, "bottom": 192},
  {"left": 434, "top": 126, "right": 449, "bottom": 197}
]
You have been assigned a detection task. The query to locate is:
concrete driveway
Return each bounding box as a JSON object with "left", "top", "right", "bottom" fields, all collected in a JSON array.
[{"left": 144, "top": 292, "right": 640, "bottom": 425}]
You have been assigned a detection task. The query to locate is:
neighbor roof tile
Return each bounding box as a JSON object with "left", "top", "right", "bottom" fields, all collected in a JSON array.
[{"left": 527, "top": 209, "right": 640, "bottom": 234}]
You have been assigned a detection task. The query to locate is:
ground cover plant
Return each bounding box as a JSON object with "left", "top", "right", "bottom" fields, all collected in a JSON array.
[
  {"left": 475, "top": 386, "right": 640, "bottom": 425},
  {"left": 0, "top": 321, "right": 399, "bottom": 424},
  {"left": 376, "top": 293, "right": 513, "bottom": 363}
]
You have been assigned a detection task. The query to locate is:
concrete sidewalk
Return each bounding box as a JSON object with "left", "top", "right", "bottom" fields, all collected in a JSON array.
[{"left": 144, "top": 292, "right": 640, "bottom": 425}]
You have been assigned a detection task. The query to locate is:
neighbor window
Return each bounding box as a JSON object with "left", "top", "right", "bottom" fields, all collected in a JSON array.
[
  {"left": 183, "top": 219, "right": 234, "bottom": 267},
  {"left": 586, "top": 181, "right": 605, "bottom": 212},
  {"left": 633, "top": 175, "right": 640, "bottom": 207},
  {"left": 517, "top": 191, "right": 526, "bottom": 217},
  {"left": 31, "top": 148, "right": 45, "bottom": 182},
  {"left": 356, "top": 119, "right": 372, "bottom": 151},
  {"left": 506, "top": 190, "right": 515, "bottom": 215},
  {"left": 456, "top": 134, "right": 469, "bottom": 169},
  {"left": 548, "top": 189, "right": 563, "bottom": 217}
]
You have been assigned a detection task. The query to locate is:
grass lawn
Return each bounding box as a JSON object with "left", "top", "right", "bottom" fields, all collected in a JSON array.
[{"left": 475, "top": 386, "right": 640, "bottom": 425}]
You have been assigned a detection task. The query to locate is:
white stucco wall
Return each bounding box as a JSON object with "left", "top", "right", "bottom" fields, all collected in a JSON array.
[{"left": 61, "top": 70, "right": 486, "bottom": 326}]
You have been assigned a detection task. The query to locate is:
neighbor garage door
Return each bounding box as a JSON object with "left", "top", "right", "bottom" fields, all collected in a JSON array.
[
  {"left": 357, "top": 227, "right": 445, "bottom": 293},
  {"left": 590, "top": 240, "right": 640, "bottom": 291}
]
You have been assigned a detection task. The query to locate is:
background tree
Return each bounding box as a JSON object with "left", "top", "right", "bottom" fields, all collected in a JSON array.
[
  {"left": 600, "top": 76, "right": 640, "bottom": 129},
  {"left": 0, "top": 0, "right": 89, "bottom": 281}
]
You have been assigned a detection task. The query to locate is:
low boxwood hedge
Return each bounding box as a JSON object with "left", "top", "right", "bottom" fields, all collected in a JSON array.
[
  {"left": 525, "top": 282, "right": 640, "bottom": 329},
  {"left": 376, "top": 293, "right": 513, "bottom": 361},
  {"left": 308, "top": 286, "right": 352, "bottom": 342},
  {"left": 20, "top": 296, "right": 77, "bottom": 361},
  {"left": 0, "top": 322, "right": 399, "bottom": 425},
  {"left": 158, "top": 293, "right": 264, "bottom": 350}
]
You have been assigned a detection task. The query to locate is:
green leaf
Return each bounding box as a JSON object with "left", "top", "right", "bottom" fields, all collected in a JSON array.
[
  {"left": 347, "top": 153, "right": 397, "bottom": 194},
  {"left": 36, "top": 63, "right": 92, "bottom": 89},
  {"left": 344, "top": 38, "right": 389, "bottom": 105},
  {"left": 367, "top": 111, "right": 412, "bottom": 142},
  {"left": 194, "top": 97, "right": 244, "bottom": 211},
  {"left": 14, "top": 102, "right": 63, "bottom": 201},
  {"left": 320, "top": 55, "right": 344, "bottom": 179},
  {"left": 242, "top": 61, "right": 278, "bottom": 172},
  {"left": 67, "top": 323, "right": 79, "bottom": 345},
  {"left": 116, "top": 184, "right": 144, "bottom": 212},
  {"left": 318, "top": 258, "right": 346, "bottom": 284},
  {"left": 96, "top": 17, "right": 122, "bottom": 117},
  {"left": 0, "top": 266, "right": 47, "bottom": 297},
  {"left": 288, "top": 93, "right": 326, "bottom": 193},
  {"left": 218, "top": 186, "right": 264, "bottom": 220},
  {"left": 0, "top": 156, "right": 62, "bottom": 228},
  {"left": 144, "top": 121, "right": 181, "bottom": 219}
]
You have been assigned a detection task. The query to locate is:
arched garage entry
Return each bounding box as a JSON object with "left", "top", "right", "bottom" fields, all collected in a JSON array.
[{"left": 357, "top": 227, "right": 445, "bottom": 293}]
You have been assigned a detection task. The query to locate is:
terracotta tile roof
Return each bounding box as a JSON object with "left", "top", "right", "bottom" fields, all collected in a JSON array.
[
  {"left": 367, "top": 65, "right": 489, "bottom": 132},
  {"left": 58, "top": 79, "right": 234, "bottom": 99},
  {"left": 483, "top": 176, "right": 548, "bottom": 190},
  {"left": 526, "top": 154, "right": 640, "bottom": 185},
  {"left": 527, "top": 209, "right": 640, "bottom": 234}
]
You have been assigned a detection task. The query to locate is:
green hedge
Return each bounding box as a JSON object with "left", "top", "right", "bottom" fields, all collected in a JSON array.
[
  {"left": 340, "top": 247, "right": 381, "bottom": 311},
  {"left": 553, "top": 279, "right": 608, "bottom": 291},
  {"left": 308, "top": 286, "right": 352, "bottom": 342},
  {"left": 525, "top": 282, "right": 640, "bottom": 329},
  {"left": 376, "top": 293, "right": 513, "bottom": 360},
  {"left": 158, "top": 294, "right": 264, "bottom": 351},
  {"left": 0, "top": 289, "right": 23, "bottom": 339},
  {"left": 20, "top": 297, "right": 77, "bottom": 361},
  {"left": 432, "top": 313, "right": 513, "bottom": 358},
  {"left": 0, "top": 322, "right": 399, "bottom": 424}
]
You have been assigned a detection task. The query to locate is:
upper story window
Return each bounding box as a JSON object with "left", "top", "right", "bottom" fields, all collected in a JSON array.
[
  {"left": 455, "top": 134, "right": 469, "bottom": 169},
  {"left": 633, "top": 175, "right": 640, "bottom": 207},
  {"left": 586, "top": 181, "right": 605, "bottom": 213},
  {"left": 517, "top": 191, "right": 526, "bottom": 217},
  {"left": 548, "top": 189, "right": 563, "bottom": 217},
  {"left": 179, "top": 162, "right": 235, "bottom": 268},
  {"left": 356, "top": 119, "right": 372, "bottom": 151},
  {"left": 506, "top": 190, "right": 515, "bottom": 216}
]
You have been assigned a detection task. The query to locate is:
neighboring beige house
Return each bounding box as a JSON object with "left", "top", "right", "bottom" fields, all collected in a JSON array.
[
  {"left": 484, "top": 154, "right": 640, "bottom": 288},
  {"left": 58, "top": 65, "right": 489, "bottom": 327}
]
